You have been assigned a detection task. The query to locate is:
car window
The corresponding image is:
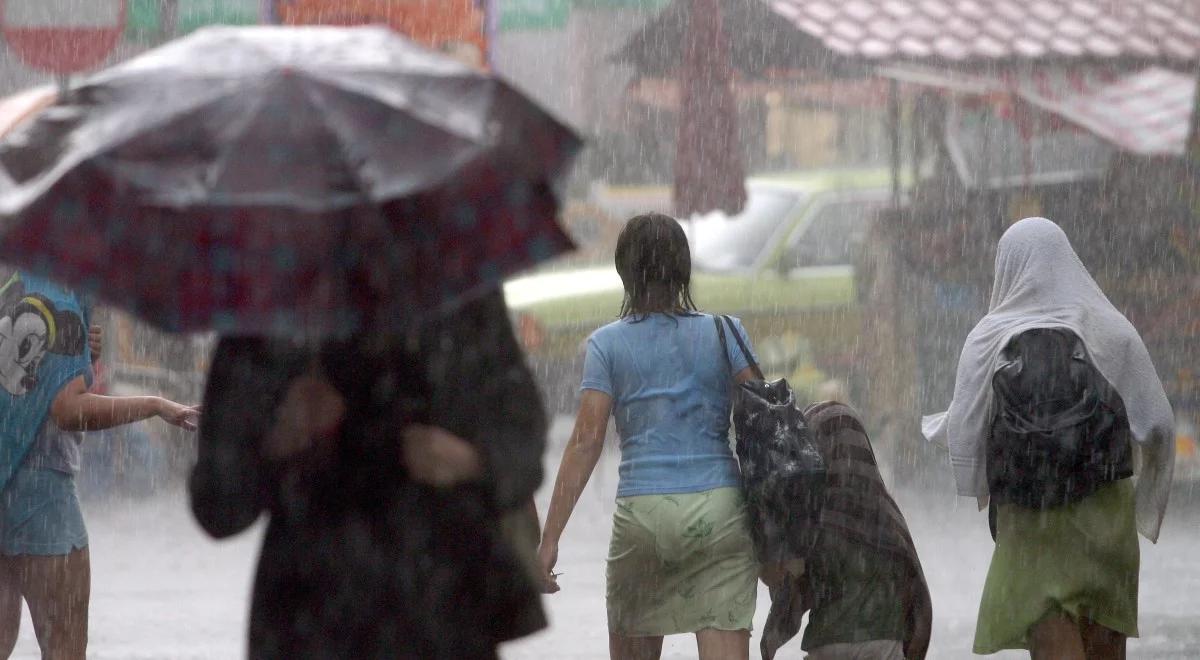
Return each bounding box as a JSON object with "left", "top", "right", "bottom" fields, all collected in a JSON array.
[
  {"left": 781, "top": 199, "right": 879, "bottom": 269},
  {"left": 688, "top": 189, "right": 801, "bottom": 271}
]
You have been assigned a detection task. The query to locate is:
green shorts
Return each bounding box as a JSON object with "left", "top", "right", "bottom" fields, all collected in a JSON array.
[{"left": 606, "top": 487, "right": 758, "bottom": 636}]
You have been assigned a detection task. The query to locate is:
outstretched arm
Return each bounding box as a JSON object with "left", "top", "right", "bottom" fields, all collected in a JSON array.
[
  {"left": 49, "top": 376, "right": 199, "bottom": 432},
  {"left": 536, "top": 389, "right": 611, "bottom": 590}
]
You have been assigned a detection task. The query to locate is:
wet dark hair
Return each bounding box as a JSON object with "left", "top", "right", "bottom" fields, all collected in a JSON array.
[{"left": 615, "top": 213, "right": 698, "bottom": 320}]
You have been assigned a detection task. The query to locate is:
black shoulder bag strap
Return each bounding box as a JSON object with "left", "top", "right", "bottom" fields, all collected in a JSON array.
[{"left": 714, "top": 314, "right": 764, "bottom": 380}]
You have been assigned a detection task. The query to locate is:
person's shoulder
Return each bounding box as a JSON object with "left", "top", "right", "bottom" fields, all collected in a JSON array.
[
  {"left": 676, "top": 311, "right": 716, "bottom": 325},
  {"left": 710, "top": 313, "right": 748, "bottom": 335},
  {"left": 588, "top": 318, "right": 628, "bottom": 343}
]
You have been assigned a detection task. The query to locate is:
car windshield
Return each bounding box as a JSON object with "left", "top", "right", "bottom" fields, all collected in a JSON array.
[{"left": 688, "top": 189, "right": 800, "bottom": 271}]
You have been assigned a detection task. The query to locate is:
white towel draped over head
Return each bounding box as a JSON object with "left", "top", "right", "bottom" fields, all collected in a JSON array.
[{"left": 922, "top": 217, "right": 1175, "bottom": 542}]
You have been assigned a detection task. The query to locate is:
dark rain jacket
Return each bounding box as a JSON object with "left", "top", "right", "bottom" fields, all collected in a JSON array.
[{"left": 189, "top": 292, "right": 547, "bottom": 660}]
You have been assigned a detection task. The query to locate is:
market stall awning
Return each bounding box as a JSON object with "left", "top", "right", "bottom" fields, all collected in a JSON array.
[
  {"left": 1022, "top": 67, "right": 1195, "bottom": 156},
  {"left": 882, "top": 64, "right": 1195, "bottom": 156},
  {"left": 770, "top": 0, "right": 1200, "bottom": 66}
]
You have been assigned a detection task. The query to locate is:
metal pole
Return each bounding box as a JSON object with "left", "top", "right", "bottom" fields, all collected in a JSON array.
[
  {"left": 911, "top": 94, "right": 923, "bottom": 187},
  {"left": 889, "top": 79, "right": 901, "bottom": 212},
  {"left": 1188, "top": 65, "right": 1200, "bottom": 159},
  {"left": 887, "top": 78, "right": 903, "bottom": 372}
]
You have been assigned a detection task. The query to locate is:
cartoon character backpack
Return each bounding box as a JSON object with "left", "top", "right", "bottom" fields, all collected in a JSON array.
[{"left": 987, "top": 328, "right": 1132, "bottom": 509}]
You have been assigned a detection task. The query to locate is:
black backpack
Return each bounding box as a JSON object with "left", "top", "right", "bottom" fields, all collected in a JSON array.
[{"left": 987, "top": 328, "right": 1132, "bottom": 510}]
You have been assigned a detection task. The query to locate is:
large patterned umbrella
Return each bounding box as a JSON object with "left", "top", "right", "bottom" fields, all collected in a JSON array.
[{"left": 0, "top": 25, "right": 580, "bottom": 336}]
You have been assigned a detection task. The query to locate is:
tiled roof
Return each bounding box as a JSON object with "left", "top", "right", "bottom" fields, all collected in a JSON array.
[{"left": 770, "top": 0, "right": 1200, "bottom": 64}]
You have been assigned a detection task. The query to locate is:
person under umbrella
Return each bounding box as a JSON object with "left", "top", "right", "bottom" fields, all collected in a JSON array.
[
  {"left": 0, "top": 25, "right": 581, "bottom": 659},
  {"left": 192, "top": 288, "right": 548, "bottom": 658}
]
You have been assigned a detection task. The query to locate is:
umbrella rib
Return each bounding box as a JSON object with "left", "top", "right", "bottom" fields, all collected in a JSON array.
[
  {"left": 292, "top": 76, "right": 378, "bottom": 205},
  {"left": 201, "top": 72, "right": 283, "bottom": 202},
  {"left": 295, "top": 73, "right": 486, "bottom": 204},
  {"left": 301, "top": 68, "right": 491, "bottom": 146}
]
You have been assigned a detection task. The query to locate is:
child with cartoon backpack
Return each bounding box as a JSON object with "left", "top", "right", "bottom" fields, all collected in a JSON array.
[{"left": 0, "top": 270, "right": 200, "bottom": 660}]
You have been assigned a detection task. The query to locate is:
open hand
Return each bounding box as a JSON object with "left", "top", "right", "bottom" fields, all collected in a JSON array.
[
  {"left": 261, "top": 374, "right": 346, "bottom": 460},
  {"left": 760, "top": 559, "right": 804, "bottom": 590},
  {"left": 401, "top": 425, "right": 483, "bottom": 487},
  {"left": 157, "top": 400, "right": 201, "bottom": 431}
]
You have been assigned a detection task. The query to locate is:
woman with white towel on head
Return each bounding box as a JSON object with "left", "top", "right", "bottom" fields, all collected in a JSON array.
[{"left": 923, "top": 217, "right": 1174, "bottom": 660}]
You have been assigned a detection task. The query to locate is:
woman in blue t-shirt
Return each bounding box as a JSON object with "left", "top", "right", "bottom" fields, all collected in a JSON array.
[{"left": 538, "top": 213, "right": 760, "bottom": 660}]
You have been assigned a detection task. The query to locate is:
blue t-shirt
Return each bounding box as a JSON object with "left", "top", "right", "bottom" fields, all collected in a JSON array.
[
  {"left": 0, "top": 273, "right": 93, "bottom": 490},
  {"left": 581, "top": 313, "right": 758, "bottom": 498}
]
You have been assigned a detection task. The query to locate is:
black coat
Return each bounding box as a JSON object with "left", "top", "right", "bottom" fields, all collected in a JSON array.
[{"left": 190, "top": 292, "right": 547, "bottom": 659}]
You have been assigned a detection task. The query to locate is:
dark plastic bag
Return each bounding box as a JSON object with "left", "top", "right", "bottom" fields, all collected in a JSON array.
[
  {"left": 715, "top": 316, "right": 827, "bottom": 565},
  {"left": 733, "top": 379, "right": 828, "bottom": 565}
]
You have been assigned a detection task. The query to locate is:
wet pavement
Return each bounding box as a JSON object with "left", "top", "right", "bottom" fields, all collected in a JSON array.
[{"left": 11, "top": 417, "right": 1200, "bottom": 659}]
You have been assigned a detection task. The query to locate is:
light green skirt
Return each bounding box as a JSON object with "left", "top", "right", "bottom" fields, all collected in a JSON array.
[
  {"left": 974, "top": 479, "right": 1139, "bottom": 653},
  {"left": 606, "top": 487, "right": 758, "bottom": 636}
]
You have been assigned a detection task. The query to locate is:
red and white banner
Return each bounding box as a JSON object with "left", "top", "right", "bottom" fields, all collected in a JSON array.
[{"left": 1, "top": 0, "right": 127, "bottom": 74}]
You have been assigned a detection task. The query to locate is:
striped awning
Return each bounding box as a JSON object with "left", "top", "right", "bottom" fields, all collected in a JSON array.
[
  {"left": 1019, "top": 67, "right": 1195, "bottom": 156},
  {"left": 883, "top": 64, "right": 1195, "bottom": 156}
]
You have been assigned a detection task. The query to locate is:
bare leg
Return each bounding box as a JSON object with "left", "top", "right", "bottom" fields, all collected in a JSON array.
[
  {"left": 696, "top": 628, "right": 749, "bottom": 660},
  {"left": 1029, "top": 612, "right": 1085, "bottom": 660},
  {"left": 12, "top": 548, "right": 90, "bottom": 660},
  {"left": 1081, "top": 618, "right": 1126, "bottom": 660},
  {"left": 0, "top": 556, "right": 21, "bottom": 659},
  {"left": 609, "top": 633, "right": 663, "bottom": 660}
]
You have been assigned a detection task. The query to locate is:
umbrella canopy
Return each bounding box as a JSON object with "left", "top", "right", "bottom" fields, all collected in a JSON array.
[{"left": 0, "top": 25, "right": 580, "bottom": 336}]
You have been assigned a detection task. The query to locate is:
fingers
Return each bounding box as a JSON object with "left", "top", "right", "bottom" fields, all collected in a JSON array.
[
  {"left": 179, "top": 407, "right": 201, "bottom": 431},
  {"left": 539, "top": 572, "right": 561, "bottom": 594},
  {"left": 402, "top": 425, "right": 482, "bottom": 487},
  {"left": 536, "top": 542, "right": 559, "bottom": 594},
  {"left": 261, "top": 376, "right": 343, "bottom": 459},
  {"left": 88, "top": 325, "right": 102, "bottom": 360},
  {"left": 166, "top": 405, "right": 201, "bottom": 432}
]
